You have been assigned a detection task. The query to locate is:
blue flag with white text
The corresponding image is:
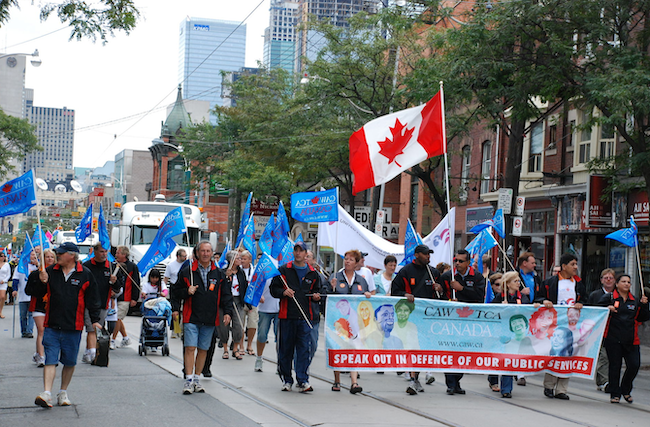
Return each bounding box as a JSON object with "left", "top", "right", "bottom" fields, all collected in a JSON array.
[
  {"left": 400, "top": 219, "right": 424, "bottom": 266},
  {"left": 0, "top": 170, "right": 37, "bottom": 218},
  {"left": 244, "top": 253, "right": 281, "bottom": 306},
  {"left": 218, "top": 240, "right": 231, "bottom": 269},
  {"left": 258, "top": 213, "right": 274, "bottom": 255},
  {"left": 76, "top": 204, "right": 93, "bottom": 243},
  {"left": 137, "top": 207, "right": 187, "bottom": 276},
  {"left": 605, "top": 216, "right": 638, "bottom": 247},
  {"left": 277, "top": 239, "right": 294, "bottom": 266},
  {"left": 17, "top": 232, "right": 34, "bottom": 275},
  {"left": 241, "top": 214, "right": 256, "bottom": 257},
  {"left": 271, "top": 202, "right": 291, "bottom": 259},
  {"left": 236, "top": 192, "right": 253, "bottom": 248},
  {"left": 290, "top": 188, "right": 339, "bottom": 222},
  {"left": 465, "top": 229, "right": 498, "bottom": 273}
]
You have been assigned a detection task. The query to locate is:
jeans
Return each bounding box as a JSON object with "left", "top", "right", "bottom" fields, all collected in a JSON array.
[
  {"left": 501, "top": 375, "right": 514, "bottom": 394},
  {"left": 278, "top": 318, "right": 311, "bottom": 385},
  {"left": 309, "top": 321, "right": 320, "bottom": 363},
  {"left": 19, "top": 301, "right": 33, "bottom": 336},
  {"left": 445, "top": 373, "right": 464, "bottom": 389}
]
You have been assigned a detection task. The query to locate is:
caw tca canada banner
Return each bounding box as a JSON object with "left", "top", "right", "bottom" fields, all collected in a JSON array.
[
  {"left": 290, "top": 188, "right": 338, "bottom": 223},
  {"left": 325, "top": 295, "right": 609, "bottom": 378}
]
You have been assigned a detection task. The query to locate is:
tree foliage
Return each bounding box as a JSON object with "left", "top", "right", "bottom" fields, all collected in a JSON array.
[
  {"left": 0, "top": 0, "right": 140, "bottom": 43},
  {"left": 0, "top": 108, "right": 40, "bottom": 179}
]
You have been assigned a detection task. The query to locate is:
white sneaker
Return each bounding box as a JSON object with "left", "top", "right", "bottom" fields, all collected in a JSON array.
[
  {"left": 193, "top": 380, "right": 205, "bottom": 393},
  {"left": 414, "top": 379, "right": 424, "bottom": 392},
  {"left": 35, "top": 391, "right": 53, "bottom": 408},
  {"left": 297, "top": 382, "right": 313, "bottom": 393},
  {"left": 425, "top": 373, "right": 435, "bottom": 385},
  {"left": 406, "top": 379, "right": 418, "bottom": 395},
  {"left": 254, "top": 357, "right": 263, "bottom": 372},
  {"left": 81, "top": 352, "right": 93, "bottom": 364},
  {"left": 109, "top": 339, "right": 116, "bottom": 350},
  {"left": 32, "top": 352, "right": 39, "bottom": 364},
  {"left": 281, "top": 382, "right": 292, "bottom": 392},
  {"left": 121, "top": 337, "right": 131, "bottom": 347},
  {"left": 182, "top": 379, "right": 194, "bottom": 395},
  {"left": 57, "top": 391, "right": 71, "bottom": 406},
  {"left": 37, "top": 355, "right": 45, "bottom": 367}
]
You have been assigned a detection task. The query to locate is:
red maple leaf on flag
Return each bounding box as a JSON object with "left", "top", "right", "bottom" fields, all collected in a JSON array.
[
  {"left": 2, "top": 184, "right": 12, "bottom": 193},
  {"left": 377, "top": 118, "right": 415, "bottom": 167},
  {"left": 456, "top": 306, "right": 474, "bottom": 318}
]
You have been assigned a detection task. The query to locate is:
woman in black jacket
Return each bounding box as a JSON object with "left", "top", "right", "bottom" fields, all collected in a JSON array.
[{"left": 599, "top": 274, "right": 649, "bottom": 404}]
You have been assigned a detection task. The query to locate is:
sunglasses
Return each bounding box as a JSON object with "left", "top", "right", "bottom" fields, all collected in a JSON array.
[{"left": 453, "top": 258, "right": 468, "bottom": 263}]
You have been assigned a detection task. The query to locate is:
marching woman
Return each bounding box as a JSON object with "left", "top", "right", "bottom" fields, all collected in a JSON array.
[
  {"left": 0, "top": 251, "right": 10, "bottom": 319},
  {"left": 25, "top": 249, "right": 57, "bottom": 367},
  {"left": 599, "top": 274, "right": 649, "bottom": 404},
  {"left": 492, "top": 271, "right": 530, "bottom": 398}
]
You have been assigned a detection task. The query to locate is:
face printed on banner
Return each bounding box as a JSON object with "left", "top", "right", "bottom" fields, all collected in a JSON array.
[
  {"left": 376, "top": 305, "right": 395, "bottom": 334},
  {"left": 509, "top": 316, "right": 528, "bottom": 341},
  {"left": 396, "top": 304, "right": 411, "bottom": 323},
  {"left": 336, "top": 299, "right": 351, "bottom": 316},
  {"left": 567, "top": 307, "right": 581, "bottom": 331}
]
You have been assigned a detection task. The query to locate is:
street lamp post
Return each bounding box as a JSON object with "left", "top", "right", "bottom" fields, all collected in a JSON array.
[{"left": 0, "top": 49, "right": 42, "bottom": 67}]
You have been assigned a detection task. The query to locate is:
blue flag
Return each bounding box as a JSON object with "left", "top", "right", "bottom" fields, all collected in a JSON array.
[
  {"left": 276, "top": 201, "right": 290, "bottom": 237},
  {"left": 235, "top": 192, "right": 253, "bottom": 248},
  {"left": 492, "top": 209, "right": 505, "bottom": 238},
  {"left": 605, "top": 216, "right": 638, "bottom": 247},
  {"left": 98, "top": 204, "right": 110, "bottom": 250},
  {"left": 0, "top": 170, "right": 37, "bottom": 218},
  {"left": 137, "top": 207, "right": 187, "bottom": 276},
  {"left": 30, "top": 226, "right": 51, "bottom": 250},
  {"left": 271, "top": 203, "right": 291, "bottom": 259},
  {"left": 465, "top": 229, "right": 498, "bottom": 273},
  {"left": 484, "top": 279, "right": 495, "bottom": 303},
  {"left": 400, "top": 219, "right": 424, "bottom": 266},
  {"left": 17, "top": 232, "right": 34, "bottom": 275},
  {"left": 243, "top": 253, "right": 281, "bottom": 306},
  {"left": 218, "top": 240, "right": 231, "bottom": 269},
  {"left": 76, "top": 204, "right": 93, "bottom": 243},
  {"left": 258, "top": 213, "right": 274, "bottom": 255},
  {"left": 295, "top": 232, "right": 304, "bottom": 244},
  {"left": 277, "top": 239, "right": 294, "bottom": 266},
  {"left": 290, "top": 188, "right": 339, "bottom": 222},
  {"left": 241, "top": 214, "right": 256, "bottom": 256}
]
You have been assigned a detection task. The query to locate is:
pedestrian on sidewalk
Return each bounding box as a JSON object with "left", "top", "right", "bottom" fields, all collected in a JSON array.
[
  {"left": 0, "top": 251, "right": 11, "bottom": 319},
  {"left": 113, "top": 246, "right": 140, "bottom": 348},
  {"left": 173, "top": 241, "right": 232, "bottom": 395},
  {"left": 254, "top": 278, "right": 279, "bottom": 373},
  {"left": 587, "top": 268, "right": 616, "bottom": 392},
  {"left": 34, "top": 242, "right": 101, "bottom": 408},
  {"left": 25, "top": 249, "right": 57, "bottom": 367},
  {"left": 12, "top": 252, "right": 38, "bottom": 338}
]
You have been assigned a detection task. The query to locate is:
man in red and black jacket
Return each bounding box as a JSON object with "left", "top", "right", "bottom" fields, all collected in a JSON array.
[
  {"left": 112, "top": 246, "right": 140, "bottom": 347},
  {"left": 34, "top": 242, "right": 101, "bottom": 409},
  {"left": 392, "top": 244, "right": 442, "bottom": 395},
  {"left": 82, "top": 243, "right": 120, "bottom": 363},
  {"left": 438, "top": 249, "right": 486, "bottom": 395},
  {"left": 173, "top": 241, "right": 232, "bottom": 395},
  {"left": 270, "top": 241, "right": 321, "bottom": 393}
]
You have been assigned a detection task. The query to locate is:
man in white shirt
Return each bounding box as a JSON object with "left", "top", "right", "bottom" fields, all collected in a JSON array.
[
  {"left": 355, "top": 252, "right": 376, "bottom": 294},
  {"left": 239, "top": 250, "right": 257, "bottom": 355},
  {"left": 164, "top": 249, "right": 187, "bottom": 286}
]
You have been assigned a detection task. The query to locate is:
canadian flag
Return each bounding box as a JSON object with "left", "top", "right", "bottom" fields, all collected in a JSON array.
[{"left": 349, "top": 91, "right": 446, "bottom": 195}]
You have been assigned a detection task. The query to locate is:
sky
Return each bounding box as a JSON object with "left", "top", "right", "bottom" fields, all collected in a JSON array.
[{"left": 0, "top": 0, "right": 270, "bottom": 169}]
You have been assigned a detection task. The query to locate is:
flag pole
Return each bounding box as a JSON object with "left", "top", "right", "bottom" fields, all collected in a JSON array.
[
  {"left": 440, "top": 82, "right": 455, "bottom": 300},
  {"left": 33, "top": 173, "right": 46, "bottom": 271},
  {"left": 280, "top": 275, "right": 313, "bottom": 329},
  {"left": 631, "top": 216, "right": 646, "bottom": 297}
]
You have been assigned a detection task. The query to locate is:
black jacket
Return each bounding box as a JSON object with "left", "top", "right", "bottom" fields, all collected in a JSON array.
[
  {"left": 270, "top": 261, "right": 321, "bottom": 321},
  {"left": 43, "top": 262, "right": 100, "bottom": 331},
  {"left": 25, "top": 269, "right": 47, "bottom": 313},
  {"left": 391, "top": 261, "right": 441, "bottom": 299},
  {"left": 438, "top": 267, "right": 486, "bottom": 302},
  {"left": 598, "top": 290, "right": 650, "bottom": 345},
  {"left": 173, "top": 260, "right": 233, "bottom": 326},
  {"left": 83, "top": 258, "right": 122, "bottom": 310},
  {"left": 587, "top": 287, "right": 609, "bottom": 306},
  {"left": 493, "top": 290, "right": 531, "bottom": 305},
  {"left": 231, "top": 267, "right": 251, "bottom": 309},
  {"left": 534, "top": 274, "right": 586, "bottom": 305},
  {"left": 116, "top": 260, "right": 140, "bottom": 303}
]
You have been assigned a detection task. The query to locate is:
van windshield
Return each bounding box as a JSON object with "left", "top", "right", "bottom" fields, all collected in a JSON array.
[{"left": 131, "top": 225, "right": 199, "bottom": 246}]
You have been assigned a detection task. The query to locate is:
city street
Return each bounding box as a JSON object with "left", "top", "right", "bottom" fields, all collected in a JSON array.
[{"left": 2, "top": 308, "right": 650, "bottom": 427}]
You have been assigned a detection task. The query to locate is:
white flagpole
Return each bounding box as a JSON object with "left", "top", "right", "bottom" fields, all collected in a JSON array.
[
  {"left": 440, "top": 82, "right": 456, "bottom": 300},
  {"left": 631, "top": 216, "right": 646, "bottom": 297},
  {"left": 33, "top": 172, "right": 45, "bottom": 270}
]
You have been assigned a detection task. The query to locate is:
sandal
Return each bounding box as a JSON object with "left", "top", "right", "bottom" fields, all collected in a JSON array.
[
  {"left": 222, "top": 352, "right": 230, "bottom": 359},
  {"left": 233, "top": 351, "right": 243, "bottom": 360},
  {"left": 623, "top": 395, "right": 633, "bottom": 403},
  {"left": 350, "top": 383, "right": 363, "bottom": 394},
  {"left": 246, "top": 348, "right": 255, "bottom": 356},
  {"left": 490, "top": 384, "right": 500, "bottom": 392},
  {"left": 331, "top": 382, "right": 341, "bottom": 392},
  {"left": 610, "top": 397, "right": 620, "bottom": 403}
]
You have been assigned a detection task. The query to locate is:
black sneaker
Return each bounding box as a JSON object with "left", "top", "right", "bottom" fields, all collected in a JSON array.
[
  {"left": 453, "top": 387, "right": 466, "bottom": 395},
  {"left": 554, "top": 393, "right": 570, "bottom": 400},
  {"left": 544, "top": 388, "right": 554, "bottom": 398},
  {"left": 446, "top": 388, "right": 455, "bottom": 395}
]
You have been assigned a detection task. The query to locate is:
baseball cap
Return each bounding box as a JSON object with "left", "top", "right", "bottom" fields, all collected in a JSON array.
[
  {"left": 360, "top": 252, "right": 368, "bottom": 258},
  {"left": 414, "top": 244, "right": 433, "bottom": 254},
  {"left": 55, "top": 242, "right": 80, "bottom": 254},
  {"left": 294, "top": 241, "right": 307, "bottom": 251}
]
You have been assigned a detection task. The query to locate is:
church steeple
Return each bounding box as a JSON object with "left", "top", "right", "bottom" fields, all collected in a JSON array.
[{"left": 161, "top": 84, "right": 191, "bottom": 138}]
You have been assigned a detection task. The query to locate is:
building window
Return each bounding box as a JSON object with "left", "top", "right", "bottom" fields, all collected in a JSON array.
[
  {"left": 167, "top": 156, "right": 186, "bottom": 192},
  {"left": 481, "top": 140, "right": 492, "bottom": 194},
  {"left": 599, "top": 122, "right": 615, "bottom": 159},
  {"left": 528, "top": 123, "right": 543, "bottom": 172},
  {"left": 460, "top": 145, "right": 471, "bottom": 202},
  {"left": 579, "top": 111, "right": 592, "bottom": 163},
  {"left": 549, "top": 124, "right": 558, "bottom": 148}
]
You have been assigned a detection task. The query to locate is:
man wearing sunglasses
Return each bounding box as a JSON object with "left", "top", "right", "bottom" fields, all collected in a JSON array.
[{"left": 439, "top": 249, "right": 486, "bottom": 395}]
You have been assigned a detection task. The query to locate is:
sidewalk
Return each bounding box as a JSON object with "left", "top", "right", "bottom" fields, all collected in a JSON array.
[{"left": 0, "top": 308, "right": 259, "bottom": 427}]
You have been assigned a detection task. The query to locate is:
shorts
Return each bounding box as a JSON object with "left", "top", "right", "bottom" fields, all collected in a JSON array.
[
  {"left": 84, "top": 308, "right": 107, "bottom": 332},
  {"left": 244, "top": 305, "right": 259, "bottom": 329},
  {"left": 117, "top": 301, "right": 130, "bottom": 320},
  {"left": 32, "top": 311, "right": 46, "bottom": 318},
  {"left": 183, "top": 323, "right": 215, "bottom": 351},
  {"left": 257, "top": 311, "right": 279, "bottom": 344},
  {"left": 43, "top": 328, "right": 83, "bottom": 366},
  {"left": 0, "top": 283, "right": 7, "bottom": 291}
]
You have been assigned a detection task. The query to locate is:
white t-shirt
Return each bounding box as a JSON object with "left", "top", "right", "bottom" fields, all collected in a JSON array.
[
  {"left": 164, "top": 259, "right": 184, "bottom": 285},
  {"left": 232, "top": 273, "right": 240, "bottom": 296},
  {"left": 258, "top": 278, "right": 279, "bottom": 314},
  {"left": 0, "top": 263, "right": 11, "bottom": 286},
  {"left": 142, "top": 281, "right": 168, "bottom": 300},
  {"left": 241, "top": 266, "right": 254, "bottom": 283},
  {"left": 13, "top": 264, "right": 38, "bottom": 302},
  {"left": 557, "top": 278, "right": 577, "bottom": 306}
]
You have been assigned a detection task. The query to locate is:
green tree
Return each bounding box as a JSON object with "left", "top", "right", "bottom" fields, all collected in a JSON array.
[
  {"left": 0, "top": 0, "right": 139, "bottom": 43},
  {"left": 0, "top": 108, "right": 41, "bottom": 179}
]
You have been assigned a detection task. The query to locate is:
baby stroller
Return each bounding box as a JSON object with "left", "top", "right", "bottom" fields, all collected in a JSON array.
[{"left": 138, "top": 297, "right": 172, "bottom": 357}]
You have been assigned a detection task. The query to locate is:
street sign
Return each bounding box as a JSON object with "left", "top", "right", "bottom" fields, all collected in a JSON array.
[
  {"left": 108, "top": 220, "right": 121, "bottom": 225},
  {"left": 514, "top": 196, "right": 526, "bottom": 216},
  {"left": 498, "top": 188, "right": 513, "bottom": 215},
  {"left": 376, "top": 210, "right": 386, "bottom": 224},
  {"left": 512, "top": 216, "right": 523, "bottom": 236}
]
